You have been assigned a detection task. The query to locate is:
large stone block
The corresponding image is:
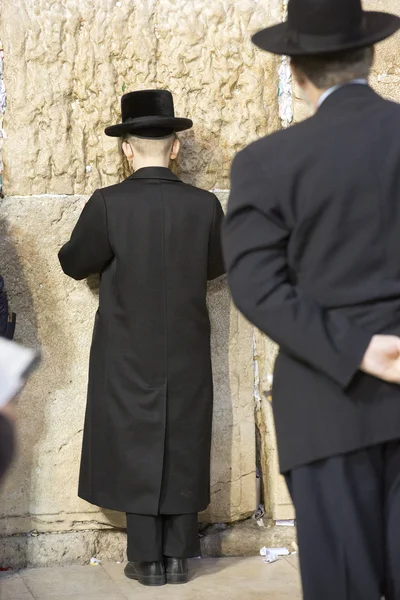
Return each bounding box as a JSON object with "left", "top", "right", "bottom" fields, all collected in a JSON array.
[
  {"left": 0, "top": 521, "right": 297, "bottom": 568},
  {"left": 1, "top": 0, "right": 281, "bottom": 196},
  {"left": 0, "top": 191, "right": 256, "bottom": 550},
  {"left": 205, "top": 276, "right": 256, "bottom": 523},
  {"left": 366, "top": 0, "right": 400, "bottom": 104},
  {"left": 253, "top": 331, "right": 294, "bottom": 522},
  {"left": 0, "top": 0, "right": 284, "bottom": 563}
]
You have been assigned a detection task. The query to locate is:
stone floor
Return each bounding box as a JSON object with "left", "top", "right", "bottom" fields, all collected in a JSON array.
[{"left": 0, "top": 556, "right": 302, "bottom": 599}]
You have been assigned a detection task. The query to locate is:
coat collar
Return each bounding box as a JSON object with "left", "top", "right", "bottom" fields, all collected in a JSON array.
[
  {"left": 127, "top": 166, "right": 182, "bottom": 182},
  {"left": 316, "top": 83, "right": 379, "bottom": 115},
  {"left": 317, "top": 79, "right": 368, "bottom": 108}
]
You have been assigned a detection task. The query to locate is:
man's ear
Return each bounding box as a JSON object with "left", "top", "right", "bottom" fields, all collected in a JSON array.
[
  {"left": 122, "top": 140, "right": 134, "bottom": 161},
  {"left": 170, "top": 137, "right": 181, "bottom": 161}
]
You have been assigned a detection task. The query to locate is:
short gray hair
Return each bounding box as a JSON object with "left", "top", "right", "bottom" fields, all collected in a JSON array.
[
  {"left": 291, "top": 46, "right": 374, "bottom": 89},
  {"left": 120, "top": 134, "right": 176, "bottom": 158}
]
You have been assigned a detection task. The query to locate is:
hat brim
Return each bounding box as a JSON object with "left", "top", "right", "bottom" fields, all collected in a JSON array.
[
  {"left": 252, "top": 11, "right": 400, "bottom": 56},
  {"left": 105, "top": 116, "right": 193, "bottom": 137}
]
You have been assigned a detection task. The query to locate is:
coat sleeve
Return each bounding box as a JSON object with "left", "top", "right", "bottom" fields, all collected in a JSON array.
[
  {"left": 223, "top": 147, "right": 371, "bottom": 389},
  {"left": 58, "top": 190, "right": 114, "bottom": 280},
  {"left": 207, "top": 195, "right": 226, "bottom": 281}
]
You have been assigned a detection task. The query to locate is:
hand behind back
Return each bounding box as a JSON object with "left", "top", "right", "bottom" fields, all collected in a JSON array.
[{"left": 361, "top": 335, "right": 400, "bottom": 384}]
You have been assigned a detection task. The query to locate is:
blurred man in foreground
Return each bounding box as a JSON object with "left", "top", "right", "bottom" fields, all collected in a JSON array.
[{"left": 223, "top": 0, "right": 400, "bottom": 598}]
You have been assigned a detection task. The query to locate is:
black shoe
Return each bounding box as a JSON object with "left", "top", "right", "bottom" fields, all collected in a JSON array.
[
  {"left": 124, "top": 561, "right": 166, "bottom": 586},
  {"left": 165, "top": 557, "right": 189, "bottom": 584}
]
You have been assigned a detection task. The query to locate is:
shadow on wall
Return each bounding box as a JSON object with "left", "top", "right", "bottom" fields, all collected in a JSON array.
[
  {"left": 205, "top": 276, "right": 233, "bottom": 525},
  {"left": 177, "top": 136, "right": 234, "bottom": 531},
  {"left": 0, "top": 214, "right": 40, "bottom": 568},
  {"left": 173, "top": 129, "right": 219, "bottom": 188},
  {"left": 0, "top": 207, "right": 77, "bottom": 568}
]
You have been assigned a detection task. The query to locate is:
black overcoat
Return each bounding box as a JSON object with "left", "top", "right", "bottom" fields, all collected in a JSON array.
[
  {"left": 59, "top": 167, "right": 225, "bottom": 514},
  {"left": 223, "top": 85, "right": 400, "bottom": 474}
]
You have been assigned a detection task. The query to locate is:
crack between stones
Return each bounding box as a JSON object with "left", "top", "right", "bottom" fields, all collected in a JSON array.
[
  {"left": 210, "top": 470, "right": 255, "bottom": 493},
  {"left": 1, "top": 525, "right": 124, "bottom": 538},
  {"left": 153, "top": 0, "right": 161, "bottom": 84},
  {"left": 0, "top": 510, "right": 106, "bottom": 521},
  {"left": 278, "top": 0, "right": 293, "bottom": 129}
]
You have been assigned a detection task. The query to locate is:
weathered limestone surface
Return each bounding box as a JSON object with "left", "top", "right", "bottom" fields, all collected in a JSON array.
[
  {"left": 254, "top": 332, "right": 294, "bottom": 521},
  {"left": 1, "top": 0, "right": 281, "bottom": 195},
  {"left": 0, "top": 191, "right": 256, "bottom": 545},
  {"left": 367, "top": 0, "right": 400, "bottom": 105},
  {"left": 0, "top": 0, "right": 286, "bottom": 565},
  {"left": 4, "top": 0, "right": 398, "bottom": 569},
  {"left": 0, "top": 521, "right": 297, "bottom": 569}
]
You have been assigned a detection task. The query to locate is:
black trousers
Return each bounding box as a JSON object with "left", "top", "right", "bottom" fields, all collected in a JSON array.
[
  {"left": 126, "top": 513, "right": 200, "bottom": 562},
  {"left": 285, "top": 441, "right": 400, "bottom": 600}
]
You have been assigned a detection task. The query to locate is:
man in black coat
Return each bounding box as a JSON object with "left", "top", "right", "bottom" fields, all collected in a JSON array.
[
  {"left": 223, "top": 1, "right": 400, "bottom": 598},
  {"left": 59, "top": 90, "right": 225, "bottom": 586}
]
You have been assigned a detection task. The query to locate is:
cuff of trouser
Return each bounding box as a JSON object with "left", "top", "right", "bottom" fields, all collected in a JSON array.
[
  {"left": 163, "top": 541, "right": 201, "bottom": 559},
  {"left": 127, "top": 550, "right": 164, "bottom": 562}
]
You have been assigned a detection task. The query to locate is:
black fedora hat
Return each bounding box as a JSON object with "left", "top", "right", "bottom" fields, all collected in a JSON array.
[
  {"left": 105, "top": 89, "right": 193, "bottom": 138},
  {"left": 252, "top": 0, "right": 400, "bottom": 56}
]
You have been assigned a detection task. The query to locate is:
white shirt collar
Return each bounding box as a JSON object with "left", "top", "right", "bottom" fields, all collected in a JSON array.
[{"left": 317, "top": 79, "right": 368, "bottom": 108}]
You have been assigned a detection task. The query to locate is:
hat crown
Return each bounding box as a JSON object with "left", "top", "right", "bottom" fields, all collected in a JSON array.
[
  {"left": 251, "top": 0, "right": 400, "bottom": 56},
  {"left": 121, "top": 90, "right": 175, "bottom": 123},
  {"left": 104, "top": 88, "right": 192, "bottom": 137},
  {"left": 288, "top": 0, "right": 363, "bottom": 36}
]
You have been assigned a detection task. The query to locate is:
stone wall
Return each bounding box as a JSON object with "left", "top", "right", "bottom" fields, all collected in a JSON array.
[
  {"left": 1, "top": 0, "right": 399, "bottom": 568},
  {"left": 1, "top": 0, "right": 281, "bottom": 195},
  {"left": 0, "top": 192, "right": 256, "bottom": 555},
  {"left": 0, "top": 0, "right": 284, "bottom": 566}
]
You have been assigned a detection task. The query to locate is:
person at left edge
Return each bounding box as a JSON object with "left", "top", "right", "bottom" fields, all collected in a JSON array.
[
  {"left": 0, "top": 275, "right": 17, "bottom": 478},
  {"left": 58, "top": 89, "right": 225, "bottom": 586}
]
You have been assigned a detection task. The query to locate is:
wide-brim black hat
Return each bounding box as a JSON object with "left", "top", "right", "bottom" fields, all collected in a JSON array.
[
  {"left": 105, "top": 89, "right": 193, "bottom": 138},
  {"left": 252, "top": 0, "right": 400, "bottom": 56}
]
